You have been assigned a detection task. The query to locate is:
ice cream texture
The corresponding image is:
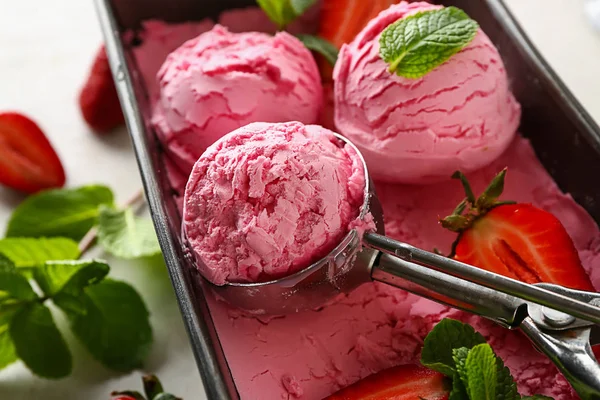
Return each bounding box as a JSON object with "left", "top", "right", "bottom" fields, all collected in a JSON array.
[
  {"left": 334, "top": 2, "right": 521, "bottom": 183},
  {"left": 130, "top": 9, "right": 600, "bottom": 400},
  {"left": 183, "top": 121, "right": 366, "bottom": 285},
  {"left": 153, "top": 25, "right": 323, "bottom": 175}
]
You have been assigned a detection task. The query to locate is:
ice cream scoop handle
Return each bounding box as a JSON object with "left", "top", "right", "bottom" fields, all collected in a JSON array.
[
  {"left": 364, "top": 232, "right": 600, "bottom": 325},
  {"left": 520, "top": 317, "right": 600, "bottom": 399},
  {"left": 373, "top": 253, "right": 525, "bottom": 327}
]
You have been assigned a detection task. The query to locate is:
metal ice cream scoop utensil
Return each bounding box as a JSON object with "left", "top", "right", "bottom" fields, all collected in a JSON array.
[{"left": 206, "top": 134, "right": 600, "bottom": 399}]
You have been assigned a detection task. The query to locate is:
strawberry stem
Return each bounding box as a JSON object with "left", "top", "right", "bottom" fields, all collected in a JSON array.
[
  {"left": 475, "top": 168, "right": 507, "bottom": 209},
  {"left": 451, "top": 171, "right": 476, "bottom": 204}
]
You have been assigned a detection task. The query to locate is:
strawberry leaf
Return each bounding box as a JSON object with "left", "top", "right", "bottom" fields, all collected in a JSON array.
[
  {"left": 6, "top": 185, "right": 114, "bottom": 240},
  {"left": 379, "top": 7, "right": 479, "bottom": 79},
  {"left": 97, "top": 206, "right": 161, "bottom": 259},
  {"left": 452, "top": 171, "right": 476, "bottom": 205},
  {"left": 10, "top": 303, "right": 72, "bottom": 378},
  {"left": 476, "top": 168, "right": 507, "bottom": 209}
]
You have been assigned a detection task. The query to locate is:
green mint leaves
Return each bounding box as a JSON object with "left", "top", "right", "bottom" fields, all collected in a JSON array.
[
  {"left": 0, "top": 184, "right": 159, "bottom": 379},
  {"left": 97, "top": 206, "right": 161, "bottom": 259},
  {"left": 379, "top": 6, "right": 479, "bottom": 79},
  {"left": 256, "top": 0, "right": 317, "bottom": 29},
  {"left": 6, "top": 185, "right": 114, "bottom": 240},
  {"left": 422, "top": 319, "right": 552, "bottom": 400},
  {"left": 296, "top": 34, "right": 339, "bottom": 66},
  {"left": 421, "top": 318, "right": 486, "bottom": 376}
]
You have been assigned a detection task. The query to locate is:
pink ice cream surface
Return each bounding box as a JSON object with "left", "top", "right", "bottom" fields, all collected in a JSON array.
[
  {"left": 132, "top": 13, "right": 599, "bottom": 400},
  {"left": 334, "top": 2, "right": 521, "bottom": 184},
  {"left": 182, "top": 121, "right": 366, "bottom": 285},
  {"left": 153, "top": 25, "right": 323, "bottom": 175}
]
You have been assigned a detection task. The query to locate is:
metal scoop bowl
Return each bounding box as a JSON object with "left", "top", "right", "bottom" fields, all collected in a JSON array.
[{"left": 198, "top": 133, "right": 600, "bottom": 397}]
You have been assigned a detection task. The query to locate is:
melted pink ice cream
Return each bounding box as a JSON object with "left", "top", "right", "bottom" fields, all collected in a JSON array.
[
  {"left": 334, "top": 2, "right": 521, "bottom": 183},
  {"left": 183, "top": 122, "right": 366, "bottom": 285},
  {"left": 153, "top": 25, "right": 323, "bottom": 174},
  {"left": 130, "top": 13, "right": 600, "bottom": 400}
]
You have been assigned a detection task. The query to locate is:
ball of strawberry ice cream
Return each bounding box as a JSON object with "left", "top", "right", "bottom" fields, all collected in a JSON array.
[
  {"left": 334, "top": 2, "right": 521, "bottom": 183},
  {"left": 153, "top": 25, "right": 324, "bottom": 174},
  {"left": 183, "top": 121, "right": 366, "bottom": 285}
]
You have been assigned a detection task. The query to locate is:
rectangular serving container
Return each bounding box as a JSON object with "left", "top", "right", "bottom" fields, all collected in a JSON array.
[{"left": 93, "top": 0, "right": 600, "bottom": 399}]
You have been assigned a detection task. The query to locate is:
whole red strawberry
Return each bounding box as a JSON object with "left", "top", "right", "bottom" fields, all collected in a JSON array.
[
  {"left": 441, "top": 169, "right": 595, "bottom": 291},
  {"left": 324, "top": 364, "right": 449, "bottom": 399},
  {"left": 111, "top": 375, "right": 181, "bottom": 400},
  {"left": 79, "top": 45, "right": 124, "bottom": 133}
]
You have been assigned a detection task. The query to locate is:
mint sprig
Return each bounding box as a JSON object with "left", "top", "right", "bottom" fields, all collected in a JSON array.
[
  {"left": 422, "top": 319, "right": 553, "bottom": 400},
  {"left": 97, "top": 205, "right": 161, "bottom": 259},
  {"left": 379, "top": 6, "right": 479, "bottom": 79},
  {"left": 0, "top": 185, "right": 158, "bottom": 379},
  {"left": 5, "top": 185, "right": 114, "bottom": 240}
]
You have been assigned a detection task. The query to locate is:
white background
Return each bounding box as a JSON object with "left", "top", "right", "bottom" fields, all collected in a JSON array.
[{"left": 0, "top": 0, "right": 599, "bottom": 399}]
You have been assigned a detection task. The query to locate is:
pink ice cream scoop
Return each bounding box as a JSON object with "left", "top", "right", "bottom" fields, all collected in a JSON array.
[
  {"left": 334, "top": 2, "right": 521, "bottom": 184},
  {"left": 153, "top": 25, "right": 324, "bottom": 174},
  {"left": 183, "top": 121, "right": 366, "bottom": 285}
]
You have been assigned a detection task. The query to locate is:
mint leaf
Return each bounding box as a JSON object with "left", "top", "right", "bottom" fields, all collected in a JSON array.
[
  {"left": 421, "top": 318, "right": 486, "bottom": 376},
  {"left": 10, "top": 303, "right": 72, "bottom": 378},
  {"left": 6, "top": 185, "right": 114, "bottom": 240},
  {"left": 0, "top": 324, "right": 17, "bottom": 370},
  {"left": 97, "top": 206, "right": 161, "bottom": 259},
  {"left": 256, "top": 0, "right": 297, "bottom": 29},
  {"left": 289, "top": 0, "right": 316, "bottom": 15},
  {"left": 452, "top": 347, "right": 470, "bottom": 392},
  {"left": 34, "top": 259, "right": 109, "bottom": 297},
  {"left": 297, "top": 34, "right": 339, "bottom": 66},
  {"left": 0, "top": 237, "right": 79, "bottom": 269},
  {"left": 496, "top": 357, "right": 519, "bottom": 400},
  {"left": 60, "top": 279, "right": 152, "bottom": 371},
  {"left": 464, "top": 344, "right": 497, "bottom": 400},
  {"left": 0, "top": 254, "right": 36, "bottom": 301},
  {"left": 379, "top": 6, "right": 479, "bottom": 79}
]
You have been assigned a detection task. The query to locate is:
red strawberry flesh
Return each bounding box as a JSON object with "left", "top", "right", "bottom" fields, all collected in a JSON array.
[
  {"left": 0, "top": 112, "right": 66, "bottom": 193},
  {"left": 324, "top": 364, "right": 449, "bottom": 400}
]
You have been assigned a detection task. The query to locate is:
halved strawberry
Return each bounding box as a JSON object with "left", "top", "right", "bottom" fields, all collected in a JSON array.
[
  {"left": 441, "top": 169, "right": 595, "bottom": 291},
  {"left": 0, "top": 112, "right": 66, "bottom": 193},
  {"left": 79, "top": 45, "right": 124, "bottom": 133},
  {"left": 324, "top": 364, "right": 449, "bottom": 400},
  {"left": 318, "top": 0, "right": 403, "bottom": 79}
]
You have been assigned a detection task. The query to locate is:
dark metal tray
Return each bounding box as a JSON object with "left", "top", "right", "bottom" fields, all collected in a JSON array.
[{"left": 93, "top": 0, "right": 600, "bottom": 399}]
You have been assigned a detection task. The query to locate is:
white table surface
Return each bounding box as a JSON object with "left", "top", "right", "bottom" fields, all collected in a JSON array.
[{"left": 0, "top": 0, "right": 599, "bottom": 399}]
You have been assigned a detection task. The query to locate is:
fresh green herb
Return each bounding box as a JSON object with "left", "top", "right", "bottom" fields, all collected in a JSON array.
[
  {"left": 379, "top": 6, "right": 479, "bottom": 79},
  {"left": 289, "top": 0, "right": 316, "bottom": 15},
  {"left": 10, "top": 302, "right": 72, "bottom": 379},
  {"left": 256, "top": 0, "right": 317, "bottom": 29},
  {"left": 420, "top": 318, "right": 486, "bottom": 376},
  {"left": 422, "top": 319, "right": 553, "bottom": 400},
  {"left": 97, "top": 206, "right": 161, "bottom": 259},
  {"left": 0, "top": 237, "right": 80, "bottom": 278},
  {"left": 5, "top": 185, "right": 114, "bottom": 240},
  {"left": 296, "top": 34, "right": 339, "bottom": 66},
  {"left": 463, "top": 344, "right": 497, "bottom": 399},
  {"left": 62, "top": 279, "right": 152, "bottom": 371},
  {"left": 0, "top": 185, "right": 156, "bottom": 379}
]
